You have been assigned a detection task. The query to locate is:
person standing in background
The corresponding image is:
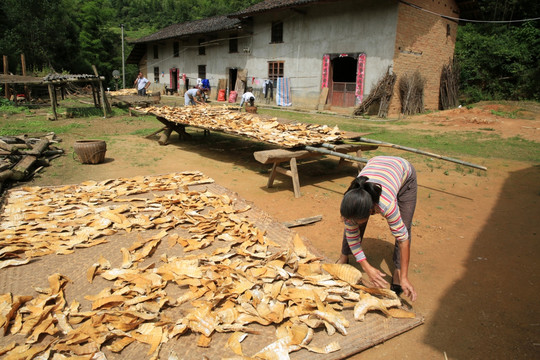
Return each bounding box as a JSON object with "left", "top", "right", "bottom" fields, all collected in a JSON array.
[{"left": 134, "top": 72, "right": 150, "bottom": 96}]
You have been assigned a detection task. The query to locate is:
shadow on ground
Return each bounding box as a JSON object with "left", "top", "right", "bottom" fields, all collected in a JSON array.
[{"left": 423, "top": 165, "right": 540, "bottom": 358}]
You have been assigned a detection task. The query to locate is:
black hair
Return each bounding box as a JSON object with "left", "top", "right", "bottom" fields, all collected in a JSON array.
[{"left": 340, "top": 176, "right": 382, "bottom": 221}]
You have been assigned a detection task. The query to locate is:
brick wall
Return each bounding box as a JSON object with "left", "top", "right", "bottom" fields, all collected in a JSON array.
[{"left": 389, "top": 0, "right": 459, "bottom": 115}]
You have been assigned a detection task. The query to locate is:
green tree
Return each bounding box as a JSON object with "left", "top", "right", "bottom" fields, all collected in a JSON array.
[
  {"left": 76, "top": 0, "right": 123, "bottom": 84},
  {"left": 0, "top": 0, "right": 79, "bottom": 73},
  {"left": 455, "top": 0, "right": 540, "bottom": 101}
]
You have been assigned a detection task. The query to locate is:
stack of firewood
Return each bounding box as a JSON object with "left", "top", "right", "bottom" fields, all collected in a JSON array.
[
  {"left": 0, "top": 133, "right": 64, "bottom": 193},
  {"left": 399, "top": 71, "right": 426, "bottom": 116},
  {"left": 439, "top": 58, "right": 460, "bottom": 110},
  {"left": 353, "top": 67, "right": 396, "bottom": 118}
]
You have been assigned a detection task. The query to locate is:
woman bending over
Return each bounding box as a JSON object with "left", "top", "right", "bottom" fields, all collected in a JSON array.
[{"left": 338, "top": 156, "right": 418, "bottom": 301}]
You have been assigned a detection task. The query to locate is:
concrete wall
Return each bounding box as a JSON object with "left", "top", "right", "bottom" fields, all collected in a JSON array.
[
  {"left": 244, "top": 0, "right": 399, "bottom": 108},
  {"left": 143, "top": 0, "right": 399, "bottom": 108},
  {"left": 144, "top": 33, "right": 253, "bottom": 96}
]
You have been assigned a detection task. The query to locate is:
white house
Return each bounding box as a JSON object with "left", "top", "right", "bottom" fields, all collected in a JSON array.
[{"left": 128, "top": 0, "right": 472, "bottom": 115}]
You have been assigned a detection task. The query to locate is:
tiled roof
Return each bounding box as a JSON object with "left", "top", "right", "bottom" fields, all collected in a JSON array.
[
  {"left": 230, "top": 0, "right": 340, "bottom": 17},
  {"left": 132, "top": 15, "right": 241, "bottom": 43},
  {"left": 230, "top": 0, "right": 478, "bottom": 19}
]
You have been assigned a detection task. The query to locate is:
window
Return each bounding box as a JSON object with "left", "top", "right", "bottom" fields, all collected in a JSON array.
[
  {"left": 153, "top": 45, "right": 159, "bottom": 59},
  {"left": 271, "top": 21, "right": 283, "bottom": 43},
  {"left": 229, "top": 34, "right": 238, "bottom": 53},
  {"left": 173, "top": 42, "right": 179, "bottom": 57},
  {"left": 268, "top": 61, "right": 284, "bottom": 81},
  {"left": 198, "top": 39, "right": 205, "bottom": 55},
  {"left": 154, "top": 67, "right": 159, "bottom": 83},
  {"left": 198, "top": 65, "right": 206, "bottom": 80}
]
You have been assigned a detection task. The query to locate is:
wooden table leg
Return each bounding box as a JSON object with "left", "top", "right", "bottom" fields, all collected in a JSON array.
[
  {"left": 356, "top": 149, "right": 365, "bottom": 171},
  {"left": 267, "top": 162, "right": 279, "bottom": 188},
  {"left": 290, "top": 157, "right": 301, "bottom": 198}
]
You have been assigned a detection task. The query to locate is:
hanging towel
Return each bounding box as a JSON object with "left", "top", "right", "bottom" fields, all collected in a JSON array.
[{"left": 276, "top": 77, "right": 291, "bottom": 107}]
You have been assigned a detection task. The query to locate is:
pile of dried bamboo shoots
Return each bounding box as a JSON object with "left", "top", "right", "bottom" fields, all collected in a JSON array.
[
  {"left": 137, "top": 105, "right": 343, "bottom": 148},
  {"left": 108, "top": 89, "right": 137, "bottom": 96},
  {"left": 0, "top": 172, "right": 413, "bottom": 359}
]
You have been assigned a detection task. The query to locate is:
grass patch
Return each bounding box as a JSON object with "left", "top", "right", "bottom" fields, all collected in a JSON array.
[
  {"left": 0, "top": 99, "right": 32, "bottom": 115},
  {"left": 0, "top": 118, "right": 87, "bottom": 136},
  {"left": 259, "top": 108, "right": 538, "bottom": 163},
  {"left": 490, "top": 109, "right": 518, "bottom": 119}
]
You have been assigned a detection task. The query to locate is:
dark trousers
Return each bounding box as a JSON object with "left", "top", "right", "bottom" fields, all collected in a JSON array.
[{"left": 341, "top": 166, "right": 417, "bottom": 269}]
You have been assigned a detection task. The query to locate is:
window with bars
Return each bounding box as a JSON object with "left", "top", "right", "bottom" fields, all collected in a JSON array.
[
  {"left": 229, "top": 34, "right": 238, "bottom": 53},
  {"left": 271, "top": 21, "right": 283, "bottom": 43},
  {"left": 154, "top": 67, "right": 159, "bottom": 83},
  {"left": 153, "top": 45, "right": 159, "bottom": 59},
  {"left": 173, "top": 42, "right": 179, "bottom": 57},
  {"left": 268, "top": 61, "right": 284, "bottom": 81},
  {"left": 198, "top": 39, "right": 205, "bottom": 55},
  {"left": 198, "top": 65, "right": 206, "bottom": 80}
]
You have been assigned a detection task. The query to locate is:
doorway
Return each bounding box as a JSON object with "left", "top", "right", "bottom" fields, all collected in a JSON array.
[
  {"left": 229, "top": 68, "right": 237, "bottom": 92},
  {"left": 330, "top": 55, "right": 357, "bottom": 107},
  {"left": 169, "top": 68, "right": 178, "bottom": 93}
]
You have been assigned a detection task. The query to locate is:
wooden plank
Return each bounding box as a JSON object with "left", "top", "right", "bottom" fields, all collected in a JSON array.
[
  {"left": 217, "top": 78, "right": 227, "bottom": 100},
  {"left": 283, "top": 215, "right": 323, "bottom": 228},
  {"left": 317, "top": 87, "right": 329, "bottom": 110},
  {"left": 254, "top": 149, "right": 317, "bottom": 164},
  {"left": 254, "top": 145, "right": 378, "bottom": 165}
]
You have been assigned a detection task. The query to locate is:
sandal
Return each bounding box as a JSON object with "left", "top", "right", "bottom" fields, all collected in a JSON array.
[{"left": 390, "top": 278, "right": 403, "bottom": 296}]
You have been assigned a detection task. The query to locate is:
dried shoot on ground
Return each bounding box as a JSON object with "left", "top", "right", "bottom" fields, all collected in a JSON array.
[{"left": 0, "top": 172, "right": 410, "bottom": 359}]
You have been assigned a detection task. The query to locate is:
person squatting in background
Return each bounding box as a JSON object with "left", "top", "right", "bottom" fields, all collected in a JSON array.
[
  {"left": 239, "top": 87, "right": 255, "bottom": 110},
  {"left": 184, "top": 87, "right": 206, "bottom": 106},
  {"left": 337, "top": 156, "right": 418, "bottom": 301}
]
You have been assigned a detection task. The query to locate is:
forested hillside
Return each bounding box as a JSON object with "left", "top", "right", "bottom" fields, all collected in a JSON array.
[
  {"left": 0, "top": 0, "right": 262, "bottom": 88},
  {"left": 0, "top": 0, "right": 538, "bottom": 101}
]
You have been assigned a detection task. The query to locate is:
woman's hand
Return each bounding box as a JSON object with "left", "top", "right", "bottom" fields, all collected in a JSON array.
[
  {"left": 360, "top": 261, "right": 388, "bottom": 288},
  {"left": 400, "top": 277, "right": 417, "bottom": 301}
]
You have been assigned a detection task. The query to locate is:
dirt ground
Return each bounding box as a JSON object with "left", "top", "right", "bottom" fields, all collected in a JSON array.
[{"left": 4, "top": 101, "right": 540, "bottom": 359}]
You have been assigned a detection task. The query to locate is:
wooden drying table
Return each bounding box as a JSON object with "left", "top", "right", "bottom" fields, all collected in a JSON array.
[
  {"left": 146, "top": 113, "right": 378, "bottom": 197},
  {"left": 254, "top": 144, "right": 378, "bottom": 198}
]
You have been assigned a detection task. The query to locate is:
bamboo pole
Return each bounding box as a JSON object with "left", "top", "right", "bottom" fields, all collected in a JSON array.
[
  {"left": 304, "top": 146, "right": 370, "bottom": 164},
  {"left": 344, "top": 137, "right": 487, "bottom": 171}
]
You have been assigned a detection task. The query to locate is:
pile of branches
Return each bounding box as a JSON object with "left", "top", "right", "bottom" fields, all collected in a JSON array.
[
  {"left": 439, "top": 57, "right": 460, "bottom": 110},
  {"left": 0, "top": 133, "right": 64, "bottom": 194},
  {"left": 399, "top": 71, "right": 426, "bottom": 116},
  {"left": 354, "top": 67, "right": 396, "bottom": 118}
]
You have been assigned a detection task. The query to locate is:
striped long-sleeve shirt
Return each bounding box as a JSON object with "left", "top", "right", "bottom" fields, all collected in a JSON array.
[{"left": 345, "top": 156, "right": 413, "bottom": 262}]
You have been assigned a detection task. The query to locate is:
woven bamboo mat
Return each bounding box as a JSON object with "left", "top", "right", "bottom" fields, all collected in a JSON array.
[{"left": 0, "top": 176, "right": 422, "bottom": 359}]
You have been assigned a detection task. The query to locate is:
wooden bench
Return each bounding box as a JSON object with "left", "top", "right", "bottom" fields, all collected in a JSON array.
[{"left": 254, "top": 144, "right": 378, "bottom": 198}]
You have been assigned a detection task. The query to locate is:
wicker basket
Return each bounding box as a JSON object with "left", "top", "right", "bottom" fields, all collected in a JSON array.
[{"left": 73, "top": 140, "right": 107, "bottom": 164}]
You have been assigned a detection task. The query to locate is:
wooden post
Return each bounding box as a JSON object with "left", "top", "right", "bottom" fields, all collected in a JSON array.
[
  {"left": 92, "top": 65, "right": 110, "bottom": 117},
  {"left": 3, "top": 55, "right": 10, "bottom": 100},
  {"left": 90, "top": 83, "right": 98, "bottom": 107},
  {"left": 289, "top": 157, "right": 301, "bottom": 198},
  {"left": 47, "top": 84, "right": 58, "bottom": 121},
  {"left": 21, "top": 53, "right": 29, "bottom": 100}
]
